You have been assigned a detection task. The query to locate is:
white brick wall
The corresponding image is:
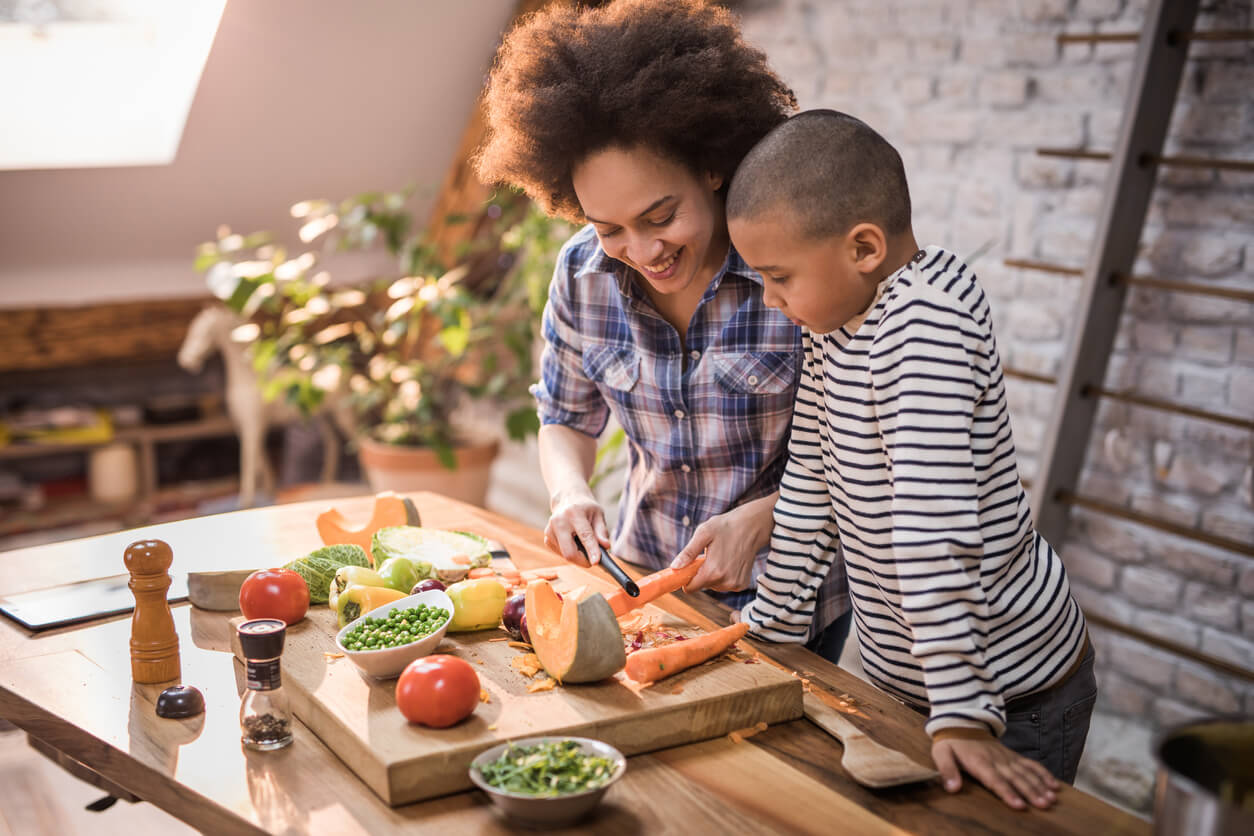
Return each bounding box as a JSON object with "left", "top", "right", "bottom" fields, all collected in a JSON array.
[
  {"left": 739, "top": 0, "right": 1253, "bottom": 804},
  {"left": 490, "top": 8, "right": 1251, "bottom": 799}
]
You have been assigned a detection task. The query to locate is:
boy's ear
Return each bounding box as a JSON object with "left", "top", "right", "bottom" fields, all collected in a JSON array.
[
  {"left": 706, "top": 170, "right": 724, "bottom": 191},
  {"left": 847, "top": 223, "right": 888, "bottom": 275}
]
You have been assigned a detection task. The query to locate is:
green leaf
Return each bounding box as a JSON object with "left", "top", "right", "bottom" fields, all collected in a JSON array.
[
  {"left": 225, "top": 276, "right": 264, "bottom": 314},
  {"left": 589, "top": 427, "right": 628, "bottom": 491},
  {"left": 437, "top": 311, "right": 471, "bottom": 356},
  {"left": 505, "top": 407, "right": 540, "bottom": 442},
  {"left": 193, "top": 252, "right": 221, "bottom": 272},
  {"left": 432, "top": 441, "right": 457, "bottom": 470}
]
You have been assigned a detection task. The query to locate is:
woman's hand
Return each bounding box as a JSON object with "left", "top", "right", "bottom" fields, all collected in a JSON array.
[
  {"left": 538, "top": 425, "right": 609, "bottom": 567},
  {"left": 932, "top": 736, "right": 1060, "bottom": 810},
  {"left": 543, "top": 487, "right": 611, "bottom": 568},
  {"left": 671, "top": 493, "right": 777, "bottom": 592}
]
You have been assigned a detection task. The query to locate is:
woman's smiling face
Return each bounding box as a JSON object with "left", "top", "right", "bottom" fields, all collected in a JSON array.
[{"left": 572, "top": 145, "right": 729, "bottom": 298}]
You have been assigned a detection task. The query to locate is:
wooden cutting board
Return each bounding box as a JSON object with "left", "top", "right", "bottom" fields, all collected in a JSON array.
[{"left": 229, "top": 564, "right": 803, "bottom": 806}]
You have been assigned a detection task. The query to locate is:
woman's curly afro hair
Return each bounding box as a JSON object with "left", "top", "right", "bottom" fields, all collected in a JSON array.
[{"left": 473, "top": 0, "right": 797, "bottom": 223}]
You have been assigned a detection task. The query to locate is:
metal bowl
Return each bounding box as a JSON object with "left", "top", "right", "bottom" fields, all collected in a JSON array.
[
  {"left": 1154, "top": 717, "right": 1254, "bottom": 836},
  {"left": 468, "top": 736, "right": 626, "bottom": 827}
]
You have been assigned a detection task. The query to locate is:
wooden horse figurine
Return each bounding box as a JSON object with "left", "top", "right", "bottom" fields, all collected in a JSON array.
[{"left": 177, "top": 305, "right": 345, "bottom": 508}]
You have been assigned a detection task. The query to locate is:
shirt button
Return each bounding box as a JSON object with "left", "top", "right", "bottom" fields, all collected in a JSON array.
[
  {"left": 748, "top": 375, "right": 759, "bottom": 385},
  {"left": 674, "top": 409, "right": 685, "bottom": 419},
  {"left": 681, "top": 463, "right": 691, "bottom": 473},
  {"left": 682, "top": 515, "right": 691, "bottom": 526},
  {"left": 689, "top": 350, "right": 700, "bottom": 361}
]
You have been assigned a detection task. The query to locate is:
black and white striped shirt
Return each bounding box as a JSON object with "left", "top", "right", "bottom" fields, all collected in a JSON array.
[{"left": 741, "top": 246, "right": 1087, "bottom": 737}]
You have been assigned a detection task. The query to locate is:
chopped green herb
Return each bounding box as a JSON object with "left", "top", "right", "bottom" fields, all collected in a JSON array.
[{"left": 477, "top": 740, "right": 617, "bottom": 797}]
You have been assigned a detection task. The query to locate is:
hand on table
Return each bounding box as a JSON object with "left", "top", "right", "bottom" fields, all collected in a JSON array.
[
  {"left": 671, "top": 499, "right": 773, "bottom": 593},
  {"left": 932, "top": 736, "right": 1059, "bottom": 810},
  {"left": 543, "top": 489, "right": 611, "bottom": 567}
]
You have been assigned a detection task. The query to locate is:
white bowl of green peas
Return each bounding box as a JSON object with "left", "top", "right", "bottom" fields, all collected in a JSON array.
[{"left": 334, "top": 589, "right": 454, "bottom": 678}]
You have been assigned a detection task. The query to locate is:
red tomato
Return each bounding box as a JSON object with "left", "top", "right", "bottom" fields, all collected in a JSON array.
[
  {"left": 239, "top": 569, "right": 309, "bottom": 625},
  {"left": 395, "top": 654, "right": 480, "bottom": 728}
]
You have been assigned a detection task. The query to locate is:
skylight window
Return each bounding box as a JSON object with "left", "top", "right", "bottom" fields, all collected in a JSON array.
[{"left": 0, "top": 0, "right": 226, "bottom": 170}]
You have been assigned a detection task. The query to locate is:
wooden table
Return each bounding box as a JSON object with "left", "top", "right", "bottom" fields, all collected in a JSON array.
[{"left": 0, "top": 493, "right": 1148, "bottom": 835}]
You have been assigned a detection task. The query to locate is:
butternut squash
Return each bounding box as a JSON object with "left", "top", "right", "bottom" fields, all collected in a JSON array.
[
  {"left": 315, "top": 492, "right": 420, "bottom": 565},
  {"left": 524, "top": 580, "right": 626, "bottom": 684}
]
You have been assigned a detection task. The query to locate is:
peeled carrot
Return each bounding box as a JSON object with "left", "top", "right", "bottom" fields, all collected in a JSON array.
[
  {"left": 624, "top": 622, "right": 749, "bottom": 683},
  {"left": 604, "top": 557, "right": 706, "bottom": 617},
  {"left": 468, "top": 567, "right": 496, "bottom": 579},
  {"left": 451, "top": 554, "right": 472, "bottom": 566}
]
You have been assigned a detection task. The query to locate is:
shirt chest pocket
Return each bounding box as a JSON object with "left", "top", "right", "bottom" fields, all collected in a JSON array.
[
  {"left": 582, "top": 342, "right": 640, "bottom": 393},
  {"left": 710, "top": 350, "right": 797, "bottom": 395}
]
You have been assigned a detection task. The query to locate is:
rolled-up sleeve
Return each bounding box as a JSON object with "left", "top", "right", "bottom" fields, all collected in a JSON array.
[{"left": 531, "top": 247, "right": 610, "bottom": 438}]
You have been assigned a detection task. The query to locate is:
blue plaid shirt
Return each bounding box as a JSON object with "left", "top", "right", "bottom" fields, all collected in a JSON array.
[{"left": 533, "top": 224, "right": 848, "bottom": 634}]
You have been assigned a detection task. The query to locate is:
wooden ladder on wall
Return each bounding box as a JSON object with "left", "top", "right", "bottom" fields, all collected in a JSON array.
[{"left": 1016, "top": 0, "right": 1254, "bottom": 684}]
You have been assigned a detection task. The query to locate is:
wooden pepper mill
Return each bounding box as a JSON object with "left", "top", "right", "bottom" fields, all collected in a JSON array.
[{"left": 125, "top": 539, "right": 181, "bottom": 684}]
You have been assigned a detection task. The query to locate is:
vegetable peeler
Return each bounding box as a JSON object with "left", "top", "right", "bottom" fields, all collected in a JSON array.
[{"left": 574, "top": 539, "right": 640, "bottom": 597}]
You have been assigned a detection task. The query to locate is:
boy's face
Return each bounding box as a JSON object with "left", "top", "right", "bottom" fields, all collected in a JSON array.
[
  {"left": 729, "top": 212, "right": 879, "bottom": 334},
  {"left": 573, "top": 145, "right": 728, "bottom": 298}
]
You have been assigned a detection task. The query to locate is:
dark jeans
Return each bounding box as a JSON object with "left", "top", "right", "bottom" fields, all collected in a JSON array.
[
  {"left": 906, "top": 640, "right": 1098, "bottom": 783},
  {"left": 1000, "top": 641, "right": 1098, "bottom": 783},
  {"left": 805, "top": 609, "right": 853, "bottom": 666}
]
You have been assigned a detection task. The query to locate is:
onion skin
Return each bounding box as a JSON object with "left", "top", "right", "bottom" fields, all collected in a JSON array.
[
  {"left": 410, "top": 578, "right": 446, "bottom": 595},
  {"left": 502, "top": 594, "right": 526, "bottom": 640}
]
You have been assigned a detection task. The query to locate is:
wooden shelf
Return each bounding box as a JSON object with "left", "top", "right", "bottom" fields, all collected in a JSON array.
[
  {"left": 0, "top": 416, "right": 236, "bottom": 461},
  {"left": 0, "top": 477, "right": 240, "bottom": 541},
  {"left": 0, "top": 417, "right": 242, "bottom": 544}
]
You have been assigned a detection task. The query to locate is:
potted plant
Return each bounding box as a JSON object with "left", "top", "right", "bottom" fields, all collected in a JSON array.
[{"left": 194, "top": 189, "right": 572, "bottom": 506}]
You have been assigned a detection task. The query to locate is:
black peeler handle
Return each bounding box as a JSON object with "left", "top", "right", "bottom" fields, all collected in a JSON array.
[{"left": 574, "top": 539, "right": 640, "bottom": 597}]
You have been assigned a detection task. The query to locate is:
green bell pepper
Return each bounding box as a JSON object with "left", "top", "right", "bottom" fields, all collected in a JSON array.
[{"left": 376, "top": 556, "right": 421, "bottom": 594}]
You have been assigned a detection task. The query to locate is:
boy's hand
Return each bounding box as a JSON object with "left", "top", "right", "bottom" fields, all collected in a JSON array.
[
  {"left": 544, "top": 488, "right": 610, "bottom": 567},
  {"left": 672, "top": 499, "right": 773, "bottom": 592},
  {"left": 932, "top": 736, "right": 1059, "bottom": 810}
]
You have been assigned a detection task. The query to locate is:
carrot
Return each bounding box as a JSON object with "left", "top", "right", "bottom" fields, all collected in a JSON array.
[
  {"left": 604, "top": 556, "right": 706, "bottom": 617},
  {"left": 451, "top": 554, "right": 472, "bottom": 566},
  {"left": 468, "top": 567, "right": 496, "bottom": 579},
  {"left": 624, "top": 622, "right": 749, "bottom": 684}
]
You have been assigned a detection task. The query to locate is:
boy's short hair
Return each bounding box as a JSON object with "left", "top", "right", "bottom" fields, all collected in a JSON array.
[
  {"left": 727, "top": 109, "right": 912, "bottom": 240},
  {"left": 474, "top": 0, "right": 797, "bottom": 223}
]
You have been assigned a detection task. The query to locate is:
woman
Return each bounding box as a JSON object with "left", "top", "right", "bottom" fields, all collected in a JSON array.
[{"left": 474, "top": 0, "right": 849, "bottom": 659}]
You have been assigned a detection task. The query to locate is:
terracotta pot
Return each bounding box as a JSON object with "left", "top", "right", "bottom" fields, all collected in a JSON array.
[{"left": 356, "top": 437, "right": 500, "bottom": 508}]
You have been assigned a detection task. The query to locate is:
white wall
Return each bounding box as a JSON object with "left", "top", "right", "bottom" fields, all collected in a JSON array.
[{"left": 0, "top": 0, "right": 516, "bottom": 307}]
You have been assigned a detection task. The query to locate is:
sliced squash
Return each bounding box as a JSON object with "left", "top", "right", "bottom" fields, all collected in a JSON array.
[
  {"left": 524, "top": 580, "right": 626, "bottom": 684},
  {"left": 315, "top": 492, "right": 419, "bottom": 565}
]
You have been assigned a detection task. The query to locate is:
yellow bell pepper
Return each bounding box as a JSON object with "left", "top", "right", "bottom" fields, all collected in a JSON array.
[
  {"left": 328, "top": 566, "right": 389, "bottom": 611},
  {"left": 336, "top": 584, "right": 406, "bottom": 627},
  {"left": 445, "top": 577, "right": 508, "bottom": 631}
]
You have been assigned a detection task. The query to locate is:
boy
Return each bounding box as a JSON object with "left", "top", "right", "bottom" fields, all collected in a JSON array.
[{"left": 725, "top": 110, "right": 1096, "bottom": 811}]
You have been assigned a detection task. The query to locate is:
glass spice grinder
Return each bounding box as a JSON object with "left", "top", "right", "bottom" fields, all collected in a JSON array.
[{"left": 237, "top": 618, "right": 293, "bottom": 751}]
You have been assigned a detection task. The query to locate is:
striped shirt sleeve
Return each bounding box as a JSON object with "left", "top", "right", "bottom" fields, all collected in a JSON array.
[
  {"left": 741, "top": 331, "right": 841, "bottom": 643},
  {"left": 872, "top": 286, "right": 1006, "bottom": 736}
]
